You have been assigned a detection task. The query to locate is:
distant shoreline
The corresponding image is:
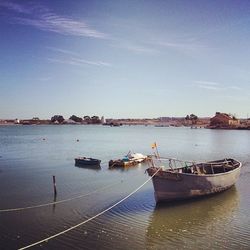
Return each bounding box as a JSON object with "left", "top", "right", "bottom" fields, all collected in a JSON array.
[
  {"left": 1, "top": 113, "right": 250, "bottom": 130},
  {"left": 1, "top": 123, "right": 250, "bottom": 130}
]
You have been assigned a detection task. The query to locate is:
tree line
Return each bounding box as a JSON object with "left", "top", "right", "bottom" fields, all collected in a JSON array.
[{"left": 51, "top": 115, "right": 102, "bottom": 124}]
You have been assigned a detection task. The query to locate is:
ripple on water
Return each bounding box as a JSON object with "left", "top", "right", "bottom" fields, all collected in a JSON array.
[
  {"left": 48, "top": 186, "right": 155, "bottom": 250},
  {"left": 145, "top": 187, "right": 242, "bottom": 250},
  {"left": 1, "top": 126, "right": 250, "bottom": 249}
]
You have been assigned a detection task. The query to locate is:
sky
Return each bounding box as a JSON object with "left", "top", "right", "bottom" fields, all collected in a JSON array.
[{"left": 1, "top": 0, "right": 250, "bottom": 119}]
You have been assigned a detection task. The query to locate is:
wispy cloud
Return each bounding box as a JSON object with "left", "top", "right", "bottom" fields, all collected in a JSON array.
[
  {"left": 194, "top": 81, "right": 220, "bottom": 86},
  {"left": 112, "top": 33, "right": 209, "bottom": 56},
  {"left": 217, "top": 94, "right": 247, "bottom": 102},
  {"left": 112, "top": 42, "right": 159, "bottom": 55},
  {"left": 149, "top": 36, "right": 212, "bottom": 56},
  {"left": 227, "top": 86, "right": 242, "bottom": 90},
  {"left": 193, "top": 80, "right": 220, "bottom": 91},
  {"left": 46, "top": 47, "right": 78, "bottom": 56},
  {"left": 37, "top": 76, "right": 53, "bottom": 82},
  {"left": 157, "top": 41, "right": 208, "bottom": 51},
  {"left": 193, "top": 80, "right": 242, "bottom": 91},
  {"left": 0, "top": 1, "right": 31, "bottom": 14},
  {"left": 48, "top": 57, "right": 112, "bottom": 68},
  {"left": 72, "top": 58, "right": 112, "bottom": 67},
  {"left": 46, "top": 46, "right": 112, "bottom": 67},
  {"left": 1, "top": 1, "right": 107, "bottom": 39},
  {"left": 198, "top": 85, "right": 220, "bottom": 91}
]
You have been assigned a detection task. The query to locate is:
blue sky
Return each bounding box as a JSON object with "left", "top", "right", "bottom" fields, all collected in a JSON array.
[{"left": 1, "top": 0, "right": 250, "bottom": 119}]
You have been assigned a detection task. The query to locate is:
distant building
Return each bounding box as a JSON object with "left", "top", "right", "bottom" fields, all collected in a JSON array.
[
  {"left": 0, "top": 119, "right": 7, "bottom": 124},
  {"left": 210, "top": 112, "right": 240, "bottom": 127},
  {"left": 241, "top": 118, "right": 250, "bottom": 127},
  {"left": 101, "top": 116, "right": 105, "bottom": 124},
  {"left": 14, "top": 119, "right": 20, "bottom": 124}
]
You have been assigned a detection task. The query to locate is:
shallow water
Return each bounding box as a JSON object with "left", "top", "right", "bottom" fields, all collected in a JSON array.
[{"left": 0, "top": 125, "right": 249, "bottom": 249}]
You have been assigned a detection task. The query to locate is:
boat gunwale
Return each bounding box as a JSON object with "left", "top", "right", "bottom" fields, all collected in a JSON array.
[{"left": 150, "top": 158, "right": 242, "bottom": 178}]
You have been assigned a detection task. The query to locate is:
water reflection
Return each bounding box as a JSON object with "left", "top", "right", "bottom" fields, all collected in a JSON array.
[
  {"left": 146, "top": 187, "right": 239, "bottom": 249},
  {"left": 52, "top": 194, "right": 57, "bottom": 213},
  {"left": 108, "top": 162, "right": 150, "bottom": 172},
  {"left": 74, "top": 164, "right": 101, "bottom": 171},
  {"left": 1, "top": 126, "right": 249, "bottom": 249},
  {"left": 108, "top": 165, "right": 141, "bottom": 172}
]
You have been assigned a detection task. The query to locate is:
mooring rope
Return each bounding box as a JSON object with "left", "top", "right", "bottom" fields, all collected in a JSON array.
[
  {"left": 0, "top": 181, "right": 122, "bottom": 213},
  {"left": 18, "top": 168, "right": 160, "bottom": 250}
]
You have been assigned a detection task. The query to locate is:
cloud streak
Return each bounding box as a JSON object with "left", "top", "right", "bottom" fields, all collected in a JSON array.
[
  {"left": 227, "top": 86, "right": 242, "bottom": 90},
  {"left": 46, "top": 47, "right": 112, "bottom": 67},
  {"left": 48, "top": 57, "right": 112, "bottom": 68},
  {"left": 1, "top": 1, "right": 107, "bottom": 39},
  {"left": 149, "top": 37, "right": 211, "bottom": 56},
  {"left": 46, "top": 47, "right": 78, "bottom": 56},
  {"left": 193, "top": 80, "right": 220, "bottom": 91},
  {"left": 198, "top": 85, "right": 220, "bottom": 91},
  {"left": 0, "top": 1, "right": 31, "bottom": 14},
  {"left": 112, "top": 42, "right": 159, "bottom": 55},
  {"left": 193, "top": 80, "right": 242, "bottom": 91},
  {"left": 194, "top": 80, "right": 220, "bottom": 86},
  {"left": 157, "top": 41, "right": 207, "bottom": 51}
]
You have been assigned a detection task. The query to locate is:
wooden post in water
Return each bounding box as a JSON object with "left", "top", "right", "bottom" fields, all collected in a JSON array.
[{"left": 53, "top": 175, "right": 57, "bottom": 196}]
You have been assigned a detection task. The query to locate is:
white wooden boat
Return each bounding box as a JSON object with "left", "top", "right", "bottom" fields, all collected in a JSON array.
[
  {"left": 147, "top": 158, "right": 241, "bottom": 203},
  {"left": 109, "top": 152, "right": 148, "bottom": 168}
]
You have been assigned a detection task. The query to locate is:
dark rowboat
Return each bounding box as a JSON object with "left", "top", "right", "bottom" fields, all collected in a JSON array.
[
  {"left": 147, "top": 158, "right": 241, "bottom": 203},
  {"left": 75, "top": 157, "right": 101, "bottom": 168}
]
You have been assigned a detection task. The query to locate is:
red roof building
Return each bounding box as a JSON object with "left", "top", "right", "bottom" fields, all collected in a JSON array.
[{"left": 210, "top": 112, "right": 240, "bottom": 127}]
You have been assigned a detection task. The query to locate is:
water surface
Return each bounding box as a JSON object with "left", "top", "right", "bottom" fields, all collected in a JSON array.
[{"left": 0, "top": 125, "right": 249, "bottom": 249}]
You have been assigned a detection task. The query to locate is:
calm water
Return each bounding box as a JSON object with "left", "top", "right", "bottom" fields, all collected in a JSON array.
[{"left": 0, "top": 125, "right": 250, "bottom": 250}]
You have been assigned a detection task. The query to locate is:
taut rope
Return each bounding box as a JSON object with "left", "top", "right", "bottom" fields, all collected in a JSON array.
[{"left": 19, "top": 168, "right": 160, "bottom": 250}]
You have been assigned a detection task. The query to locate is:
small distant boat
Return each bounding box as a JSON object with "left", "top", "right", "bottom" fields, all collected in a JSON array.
[
  {"left": 154, "top": 124, "right": 169, "bottom": 127},
  {"left": 147, "top": 157, "right": 241, "bottom": 203},
  {"left": 75, "top": 157, "right": 101, "bottom": 168},
  {"left": 110, "top": 123, "right": 122, "bottom": 127},
  {"left": 109, "top": 152, "right": 148, "bottom": 168}
]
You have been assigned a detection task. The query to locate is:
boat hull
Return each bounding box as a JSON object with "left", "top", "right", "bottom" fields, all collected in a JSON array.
[
  {"left": 150, "top": 163, "right": 241, "bottom": 203},
  {"left": 109, "top": 155, "right": 149, "bottom": 168},
  {"left": 75, "top": 158, "right": 101, "bottom": 168}
]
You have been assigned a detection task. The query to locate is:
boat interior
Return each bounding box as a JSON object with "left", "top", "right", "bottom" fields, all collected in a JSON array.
[{"left": 161, "top": 158, "right": 240, "bottom": 175}]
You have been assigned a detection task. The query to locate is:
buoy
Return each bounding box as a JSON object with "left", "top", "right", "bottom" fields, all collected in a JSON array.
[{"left": 76, "top": 139, "right": 79, "bottom": 142}]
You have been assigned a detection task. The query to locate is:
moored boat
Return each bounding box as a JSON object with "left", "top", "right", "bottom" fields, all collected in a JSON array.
[
  {"left": 109, "top": 152, "right": 148, "bottom": 168},
  {"left": 147, "top": 157, "right": 241, "bottom": 203},
  {"left": 75, "top": 157, "right": 101, "bottom": 168}
]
